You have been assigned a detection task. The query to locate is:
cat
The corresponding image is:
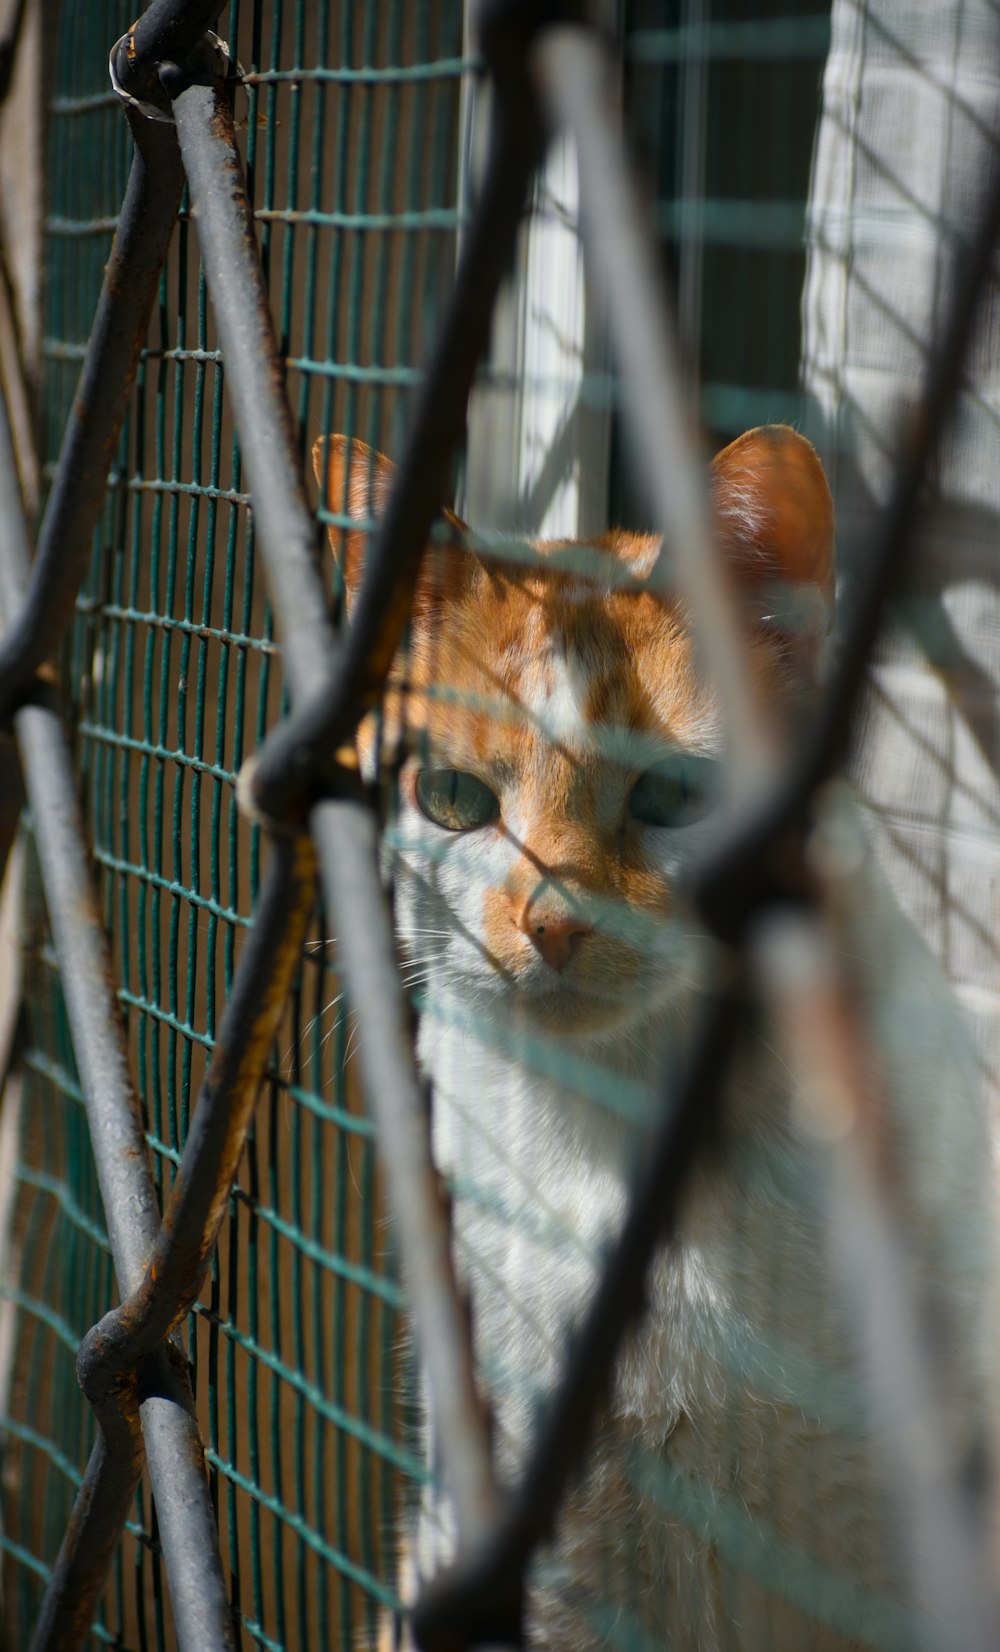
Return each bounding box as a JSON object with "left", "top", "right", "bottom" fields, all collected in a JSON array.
[{"left": 313, "top": 425, "right": 995, "bottom": 1650}]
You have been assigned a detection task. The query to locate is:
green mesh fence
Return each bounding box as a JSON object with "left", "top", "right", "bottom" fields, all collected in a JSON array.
[
  {"left": 4, "top": 3, "right": 465, "bottom": 1646},
  {"left": 614, "top": 0, "right": 831, "bottom": 521}
]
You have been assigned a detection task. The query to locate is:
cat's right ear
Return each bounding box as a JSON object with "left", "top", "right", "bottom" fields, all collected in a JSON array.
[
  {"left": 710, "top": 425, "right": 835, "bottom": 679},
  {"left": 312, "top": 433, "right": 470, "bottom": 619}
]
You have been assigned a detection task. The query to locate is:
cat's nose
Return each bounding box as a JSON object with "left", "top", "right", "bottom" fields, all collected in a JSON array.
[{"left": 519, "top": 910, "right": 593, "bottom": 972}]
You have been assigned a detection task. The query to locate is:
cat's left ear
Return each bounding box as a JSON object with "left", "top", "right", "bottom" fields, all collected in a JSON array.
[
  {"left": 312, "top": 433, "right": 470, "bottom": 619},
  {"left": 710, "top": 425, "right": 835, "bottom": 676}
]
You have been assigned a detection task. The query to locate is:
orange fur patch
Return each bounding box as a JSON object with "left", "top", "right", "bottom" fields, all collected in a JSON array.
[
  {"left": 376, "top": 554, "right": 795, "bottom": 1015},
  {"left": 316, "top": 429, "right": 834, "bottom": 1022}
]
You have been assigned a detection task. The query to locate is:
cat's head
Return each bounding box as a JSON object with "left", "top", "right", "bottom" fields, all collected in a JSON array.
[{"left": 313, "top": 428, "right": 834, "bottom": 1041}]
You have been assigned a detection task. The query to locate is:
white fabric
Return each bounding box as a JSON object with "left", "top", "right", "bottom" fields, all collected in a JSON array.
[{"left": 802, "top": 0, "right": 1000, "bottom": 1098}]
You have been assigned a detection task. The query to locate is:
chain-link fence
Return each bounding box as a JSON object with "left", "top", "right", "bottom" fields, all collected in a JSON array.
[{"left": 0, "top": 2, "right": 997, "bottom": 1649}]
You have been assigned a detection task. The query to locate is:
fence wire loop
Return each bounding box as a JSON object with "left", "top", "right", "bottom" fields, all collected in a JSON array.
[
  {"left": 0, "top": 666, "right": 62, "bottom": 731},
  {"left": 236, "top": 745, "right": 369, "bottom": 836},
  {"left": 109, "top": 27, "right": 234, "bottom": 122}
]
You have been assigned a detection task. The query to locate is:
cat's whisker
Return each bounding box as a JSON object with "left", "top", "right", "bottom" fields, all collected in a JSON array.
[
  {"left": 318, "top": 1023, "right": 344, "bottom": 1058},
  {"left": 340, "top": 1019, "right": 362, "bottom": 1073},
  {"left": 281, "top": 987, "right": 354, "bottom": 1068},
  {"left": 399, "top": 950, "right": 450, "bottom": 975},
  {"left": 297, "top": 992, "right": 349, "bottom": 1037}
]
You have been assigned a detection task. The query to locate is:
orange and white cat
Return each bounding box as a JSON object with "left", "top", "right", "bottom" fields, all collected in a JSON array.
[{"left": 315, "top": 427, "right": 994, "bottom": 1650}]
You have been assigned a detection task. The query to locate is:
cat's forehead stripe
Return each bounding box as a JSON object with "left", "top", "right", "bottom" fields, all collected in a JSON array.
[
  {"left": 520, "top": 645, "right": 589, "bottom": 746},
  {"left": 395, "top": 559, "right": 748, "bottom": 768}
]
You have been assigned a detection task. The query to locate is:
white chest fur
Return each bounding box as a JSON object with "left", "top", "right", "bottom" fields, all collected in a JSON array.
[{"left": 408, "top": 872, "right": 995, "bottom": 1652}]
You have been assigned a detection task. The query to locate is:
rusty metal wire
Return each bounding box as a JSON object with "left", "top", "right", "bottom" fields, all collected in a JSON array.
[
  {"left": 0, "top": 1, "right": 225, "bottom": 715},
  {"left": 164, "top": 27, "right": 501, "bottom": 1551},
  {"left": 0, "top": 333, "right": 236, "bottom": 1652},
  {"left": 247, "top": 20, "right": 547, "bottom": 827}
]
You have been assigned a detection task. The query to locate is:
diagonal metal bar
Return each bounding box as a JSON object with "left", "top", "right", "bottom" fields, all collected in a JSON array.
[
  {"left": 408, "top": 17, "right": 1000, "bottom": 1652},
  {"left": 21, "top": 713, "right": 236, "bottom": 1652},
  {"left": 756, "top": 908, "right": 999, "bottom": 1652},
  {"left": 0, "top": 15, "right": 313, "bottom": 1632},
  {"left": 246, "top": 34, "right": 549, "bottom": 824},
  {"left": 412, "top": 985, "right": 744, "bottom": 1650},
  {"left": 42, "top": 834, "right": 317, "bottom": 1652},
  {"left": 533, "top": 24, "right": 772, "bottom": 788},
  {"left": 310, "top": 795, "right": 503, "bottom": 1542},
  {"left": 163, "top": 44, "right": 502, "bottom": 1541},
  {"left": 0, "top": 0, "right": 227, "bottom": 719},
  {"left": 0, "top": 380, "right": 235, "bottom": 1652},
  {"left": 6, "top": 480, "right": 314, "bottom": 1651},
  {"left": 0, "top": 380, "right": 159, "bottom": 1300},
  {"left": 0, "top": 253, "right": 315, "bottom": 1647},
  {"left": 695, "top": 157, "right": 1000, "bottom": 953},
  {"left": 164, "top": 57, "right": 337, "bottom": 705},
  {"left": 27, "top": 809, "right": 315, "bottom": 1652},
  {"left": 76, "top": 832, "right": 316, "bottom": 1382}
]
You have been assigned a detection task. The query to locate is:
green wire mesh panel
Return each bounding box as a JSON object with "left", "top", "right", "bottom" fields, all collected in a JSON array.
[
  {"left": 614, "top": 0, "right": 831, "bottom": 519},
  {"left": 2, "top": 3, "right": 464, "bottom": 1647}
]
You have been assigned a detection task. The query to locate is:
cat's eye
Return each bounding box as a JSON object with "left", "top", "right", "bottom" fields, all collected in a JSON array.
[
  {"left": 415, "top": 768, "right": 500, "bottom": 832},
  {"left": 628, "top": 757, "right": 717, "bottom": 829}
]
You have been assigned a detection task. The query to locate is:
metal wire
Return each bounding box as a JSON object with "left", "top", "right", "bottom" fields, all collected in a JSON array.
[
  {"left": 0, "top": 330, "right": 236, "bottom": 1652},
  {"left": 9, "top": 5, "right": 466, "bottom": 1633},
  {"left": 165, "top": 26, "right": 500, "bottom": 1548},
  {"left": 534, "top": 25, "right": 773, "bottom": 789},
  {"left": 0, "top": 2, "right": 227, "bottom": 715},
  {"left": 756, "top": 909, "right": 998, "bottom": 1652},
  {"left": 247, "top": 44, "right": 547, "bottom": 824}
]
